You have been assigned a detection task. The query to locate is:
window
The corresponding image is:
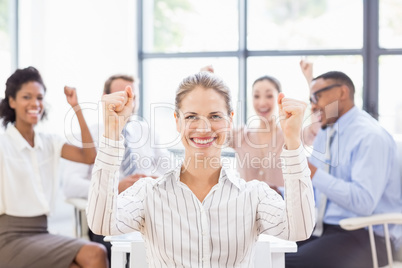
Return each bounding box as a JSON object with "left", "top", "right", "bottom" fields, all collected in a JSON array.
[
  {"left": 248, "top": 0, "right": 363, "bottom": 50},
  {"left": 378, "top": 0, "right": 402, "bottom": 138},
  {"left": 0, "top": 0, "right": 16, "bottom": 97},
  {"left": 379, "top": 0, "right": 402, "bottom": 49},
  {"left": 142, "top": 0, "right": 238, "bottom": 53},
  {"left": 139, "top": 0, "right": 402, "bottom": 145}
]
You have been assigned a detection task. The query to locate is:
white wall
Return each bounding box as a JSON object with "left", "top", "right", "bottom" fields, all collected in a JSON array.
[{"left": 18, "top": 0, "right": 137, "bottom": 138}]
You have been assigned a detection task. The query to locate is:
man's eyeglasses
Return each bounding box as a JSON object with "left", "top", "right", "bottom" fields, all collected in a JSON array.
[{"left": 310, "top": 84, "right": 342, "bottom": 104}]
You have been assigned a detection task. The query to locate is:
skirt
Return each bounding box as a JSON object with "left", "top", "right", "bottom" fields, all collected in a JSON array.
[{"left": 0, "top": 214, "right": 87, "bottom": 268}]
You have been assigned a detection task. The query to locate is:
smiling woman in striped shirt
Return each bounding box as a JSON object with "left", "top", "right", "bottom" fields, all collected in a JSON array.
[{"left": 87, "top": 71, "right": 315, "bottom": 267}]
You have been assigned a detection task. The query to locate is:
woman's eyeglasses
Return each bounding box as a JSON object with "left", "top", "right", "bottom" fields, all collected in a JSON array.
[{"left": 310, "top": 84, "right": 342, "bottom": 104}]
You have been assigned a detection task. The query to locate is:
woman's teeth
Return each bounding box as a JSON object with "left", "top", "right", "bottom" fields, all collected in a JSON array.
[
  {"left": 28, "top": 110, "right": 39, "bottom": 114},
  {"left": 192, "top": 137, "right": 215, "bottom": 144}
]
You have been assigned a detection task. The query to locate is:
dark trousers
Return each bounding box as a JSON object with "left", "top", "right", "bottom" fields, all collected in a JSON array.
[
  {"left": 88, "top": 229, "right": 130, "bottom": 268},
  {"left": 285, "top": 224, "right": 391, "bottom": 268}
]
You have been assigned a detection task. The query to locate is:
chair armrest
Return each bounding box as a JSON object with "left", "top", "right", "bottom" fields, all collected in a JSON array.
[
  {"left": 339, "top": 213, "right": 402, "bottom": 231},
  {"left": 66, "top": 198, "right": 88, "bottom": 211}
]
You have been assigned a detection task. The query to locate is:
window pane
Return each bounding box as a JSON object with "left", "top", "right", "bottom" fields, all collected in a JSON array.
[
  {"left": 247, "top": 0, "right": 363, "bottom": 50},
  {"left": 0, "top": 0, "right": 12, "bottom": 97},
  {"left": 247, "top": 56, "right": 363, "bottom": 128},
  {"left": 379, "top": 0, "right": 402, "bottom": 49},
  {"left": 378, "top": 56, "right": 402, "bottom": 136},
  {"left": 142, "top": 58, "right": 239, "bottom": 148},
  {"left": 143, "top": 0, "right": 238, "bottom": 53}
]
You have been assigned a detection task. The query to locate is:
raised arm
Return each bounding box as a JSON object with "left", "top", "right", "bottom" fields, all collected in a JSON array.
[
  {"left": 61, "top": 86, "right": 97, "bottom": 164},
  {"left": 300, "top": 58, "right": 313, "bottom": 85},
  {"left": 87, "top": 86, "right": 145, "bottom": 236},
  {"left": 273, "top": 94, "right": 314, "bottom": 240},
  {"left": 299, "top": 59, "right": 320, "bottom": 146}
]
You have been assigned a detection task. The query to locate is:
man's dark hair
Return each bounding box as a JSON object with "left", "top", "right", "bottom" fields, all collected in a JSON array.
[
  {"left": 313, "top": 71, "right": 355, "bottom": 98},
  {"left": 103, "top": 74, "right": 134, "bottom": 94}
]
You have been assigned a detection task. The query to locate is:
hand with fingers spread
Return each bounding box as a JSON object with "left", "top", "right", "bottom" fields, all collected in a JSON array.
[
  {"left": 102, "top": 85, "right": 135, "bottom": 140},
  {"left": 277, "top": 93, "right": 307, "bottom": 150}
]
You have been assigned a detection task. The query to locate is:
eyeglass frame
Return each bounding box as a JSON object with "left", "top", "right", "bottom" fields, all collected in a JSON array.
[{"left": 309, "top": 84, "right": 342, "bottom": 104}]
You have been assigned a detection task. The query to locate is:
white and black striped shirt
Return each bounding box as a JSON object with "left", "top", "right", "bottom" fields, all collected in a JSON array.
[{"left": 87, "top": 137, "right": 315, "bottom": 268}]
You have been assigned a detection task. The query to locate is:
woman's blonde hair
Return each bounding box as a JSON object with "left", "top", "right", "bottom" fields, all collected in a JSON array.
[{"left": 175, "top": 71, "right": 233, "bottom": 117}]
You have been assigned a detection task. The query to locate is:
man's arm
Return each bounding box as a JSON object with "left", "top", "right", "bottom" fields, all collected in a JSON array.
[{"left": 312, "top": 133, "right": 392, "bottom": 216}]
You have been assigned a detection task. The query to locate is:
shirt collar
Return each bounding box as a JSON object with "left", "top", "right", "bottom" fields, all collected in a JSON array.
[
  {"left": 6, "top": 124, "right": 43, "bottom": 151},
  {"left": 332, "top": 105, "right": 358, "bottom": 135},
  {"left": 163, "top": 161, "right": 241, "bottom": 190}
]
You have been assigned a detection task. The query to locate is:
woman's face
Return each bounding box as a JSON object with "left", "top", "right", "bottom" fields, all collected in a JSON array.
[
  {"left": 176, "top": 86, "right": 232, "bottom": 159},
  {"left": 252, "top": 80, "right": 279, "bottom": 121},
  {"left": 9, "top": 81, "right": 45, "bottom": 127}
]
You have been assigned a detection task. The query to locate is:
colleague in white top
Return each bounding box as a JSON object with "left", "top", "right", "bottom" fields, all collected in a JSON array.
[
  {"left": 0, "top": 67, "right": 108, "bottom": 268},
  {"left": 87, "top": 71, "right": 315, "bottom": 267}
]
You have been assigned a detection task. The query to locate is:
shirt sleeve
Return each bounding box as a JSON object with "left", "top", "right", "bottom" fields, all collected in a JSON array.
[
  {"left": 86, "top": 135, "right": 147, "bottom": 236},
  {"left": 257, "top": 144, "right": 315, "bottom": 241}
]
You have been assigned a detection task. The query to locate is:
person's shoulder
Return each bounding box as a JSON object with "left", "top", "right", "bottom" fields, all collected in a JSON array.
[
  {"left": 244, "top": 179, "right": 269, "bottom": 188},
  {"left": 353, "top": 110, "right": 391, "bottom": 137},
  {"left": 224, "top": 168, "right": 268, "bottom": 190},
  {"left": 35, "top": 131, "right": 66, "bottom": 152},
  {"left": 345, "top": 110, "right": 395, "bottom": 149},
  {"left": 144, "top": 169, "right": 177, "bottom": 190},
  {"left": 0, "top": 130, "right": 8, "bottom": 146}
]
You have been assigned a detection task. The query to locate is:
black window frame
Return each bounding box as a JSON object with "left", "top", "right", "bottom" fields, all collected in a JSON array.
[{"left": 137, "top": 0, "right": 402, "bottom": 121}]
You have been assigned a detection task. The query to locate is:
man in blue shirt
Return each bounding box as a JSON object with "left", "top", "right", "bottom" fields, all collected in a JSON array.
[{"left": 286, "top": 71, "right": 402, "bottom": 268}]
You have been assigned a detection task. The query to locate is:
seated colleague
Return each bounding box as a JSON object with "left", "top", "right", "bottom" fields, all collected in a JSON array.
[
  {"left": 0, "top": 67, "right": 108, "bottom": 268},
  {"left": 285, "top": 71, "right": 402, "bottom": 268},
  {"left": 200, "top": 66, "right": 285, "bottom": 191},
  {"left": 87, "top": 71, "right": 315, "bottom": 267},
  {"left": 230, "top": 75, "right": 285, "bottom": 189},
  {"left": 62, "top": 74, "right": 171, "bottom": 263}
]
